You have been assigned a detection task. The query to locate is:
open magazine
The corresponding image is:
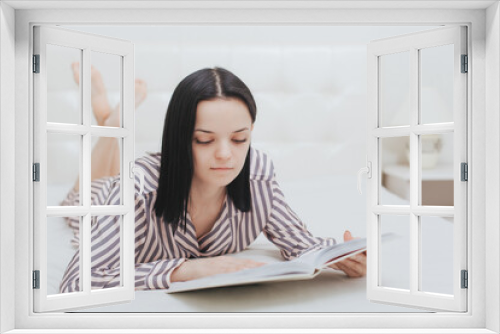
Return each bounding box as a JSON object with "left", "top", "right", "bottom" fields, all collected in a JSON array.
[{"left": 167, "top": 232, "right": 397, "bottom": 293}]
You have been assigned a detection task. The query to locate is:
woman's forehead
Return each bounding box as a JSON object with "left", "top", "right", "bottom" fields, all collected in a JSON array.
[{"left": 195, "top": 98, "right": 252, "bottom": 129}]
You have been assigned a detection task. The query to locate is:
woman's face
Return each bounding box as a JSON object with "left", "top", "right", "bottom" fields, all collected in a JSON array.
[{"left": 191, "top": 97, "right": 254, "bottom": 189}]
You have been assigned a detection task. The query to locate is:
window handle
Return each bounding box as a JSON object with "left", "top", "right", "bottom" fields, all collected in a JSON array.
[
  {"left": 129, "top": 161, "right": 145, "bottom": 196},
  {"left": 357, "top": 157, "right": 372, "bottom": 195}
]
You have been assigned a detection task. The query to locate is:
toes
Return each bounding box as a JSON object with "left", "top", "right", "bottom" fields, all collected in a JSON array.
[
  {"left": 134, "top": 79, "right": 148, "bottom": 107},
  {"left": 71, "top": 62, "right": 80, "bottom": 84}
]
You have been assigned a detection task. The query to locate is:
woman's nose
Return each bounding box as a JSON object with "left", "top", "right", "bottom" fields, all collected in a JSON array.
[{"left": 215, "top": 142, "right": 231, "bottom": 159}]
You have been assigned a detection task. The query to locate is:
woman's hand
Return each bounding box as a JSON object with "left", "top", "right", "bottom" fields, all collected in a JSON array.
[
  {"left": 171, "top": 256, "right": 267, "bottom": 282},
  {"left": 329, "top": 230, "right": 367, "bottom": 278}
]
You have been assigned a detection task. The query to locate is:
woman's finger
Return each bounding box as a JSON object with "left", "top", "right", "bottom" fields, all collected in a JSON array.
[
  {"left": 334, "top": 261, "right": 360, "bottom": 277},
  {"left": 330, "top": 263, "right": 339, "bottom": 270},
  {"left": 349, "top": 253, "right": 367, "bottom": 264},
  {"left": 336, "top": 258, "right": 366, "bottom": 277}
]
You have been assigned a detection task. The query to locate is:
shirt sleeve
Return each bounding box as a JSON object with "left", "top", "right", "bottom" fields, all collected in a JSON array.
[
  {"left": 59, "top": 176, "right": 187, "bottom": 292},
  {"left": 262, "top": 177, "right": 337, "bottom": 261}
]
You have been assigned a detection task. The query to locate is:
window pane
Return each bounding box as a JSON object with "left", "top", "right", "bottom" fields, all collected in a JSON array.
[
  {"left": 380, "top": 215, "right": 410, "bottom": 291},
  {"left": 420, "top": 216, "right": 454, "bottom": 295},
  {"left": 420, "top": 44, "right": 454, "bottom": 125},
  {"left": 380, "top": 136, "right": 410, "bottom": 205},
  {"left": 91, "top": 51, "right": 122, "bottom": 128},
  {"left": 47, "top": 216, "right": 81, "bottom": 294},
  {"left": 420, "top": 133, "right": 454, "bottom": 206},
  {"left": 90, "top": 136, "right": 122, "bottom": 205},
  {"left": 91, "top": 215, "right": 122, "bottom": 290},
  {"left": 47, "top": 133, "right": 81, "bottom": 206},
  {"left": 379, "top": 51, "right": 410, "bottom": 127},
  {"left": 46, "top": 44, "right": 82, "bottom": 125}
]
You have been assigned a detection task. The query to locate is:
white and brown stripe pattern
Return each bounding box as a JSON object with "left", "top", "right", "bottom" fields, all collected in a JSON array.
[{"left": 59, "top": 147, "right": 336, "bottom": 292}]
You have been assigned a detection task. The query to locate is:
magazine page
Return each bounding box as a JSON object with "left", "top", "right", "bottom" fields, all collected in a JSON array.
[
  {"left": 167, "top": 259, "right": 316, "bottom": 293},
  {"left": 295, "top": 232, "right": 398, "bottom": 269},
  {"left": 167, "top": 233, "right": 398, "bottom": 293}
]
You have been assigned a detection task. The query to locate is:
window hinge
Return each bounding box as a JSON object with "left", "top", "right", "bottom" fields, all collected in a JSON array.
[
  {"left": 33, "top": 163, "right": 40, "bottom": 182},
  {"left": 461, "top": 270, "right": 468, "bottom": 289},
  {"left": 33, "top": 54, "right": 40, "bottom": 73},
  {"left": 33, "top": 270, "right": 40, "bottom": 289},
  {"left": 461, "top": 162, "right": 468, "bottom": 181},
  {"left": 461, "top": 54, "right": 468, "bottom": 73}
]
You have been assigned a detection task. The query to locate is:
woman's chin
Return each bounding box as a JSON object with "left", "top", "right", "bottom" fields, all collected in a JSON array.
[{"left": 211, "top": 176, "right": 237, "bottom": 188}]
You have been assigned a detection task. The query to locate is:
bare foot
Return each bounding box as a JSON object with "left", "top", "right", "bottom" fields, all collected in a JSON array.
[
  {"left": 104, "top": 104, "right": 121, "bottom": 128},
  {"left": 71, "top": 62, "right": 112, "bottom": 126},
  {"left": 103, "top": 79, "right": 148, "bottom": 127}
]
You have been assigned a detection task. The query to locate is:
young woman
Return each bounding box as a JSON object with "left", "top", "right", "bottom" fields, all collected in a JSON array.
[{"left": 60, "top": 66, "right": 366, "bottom": 293}]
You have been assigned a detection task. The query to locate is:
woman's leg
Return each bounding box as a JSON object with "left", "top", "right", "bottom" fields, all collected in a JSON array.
[
  {"left": 107, "top": 79, "right": 148, "bottom": 177},
  {"left": 71, "top": 62, "right": 112, "bottom": 126},
  {"left": 71, "top": 63, "right": 148, "bottom": 191}
]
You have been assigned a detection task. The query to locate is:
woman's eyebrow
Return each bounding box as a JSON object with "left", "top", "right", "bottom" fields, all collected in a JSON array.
[{"left": 195, "top": 127, "right": 249, "bottom": 133}]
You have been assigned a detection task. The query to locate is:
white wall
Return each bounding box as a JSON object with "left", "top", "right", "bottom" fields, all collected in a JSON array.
[
  {"left": 0, "top": 2, "right": 16, "bottom": 333},
  {"left": 486, "top": 3, "right": 500, "bottom": 332},
  {"left": 52, "top": 25, "right": 438, "bottom": 182}
]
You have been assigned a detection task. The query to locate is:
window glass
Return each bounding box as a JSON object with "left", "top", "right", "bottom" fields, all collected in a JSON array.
[
  {"left": 91, "top": 215, "right": 122, "bottom": 290},
  {"left": 47, "top": 133, "right": 81, "bottom": 206},
  {"left": 47, "top": 216, "right": 81, "bottom": 294},
  {"left": 90, "top": 136, "right": 122, "bottom": 205},
  {"left": 420, "top": 44, "right": 454, "bottom": 125},
  {"left": 420, "top": 133, "right": 454, "bottom": 206},
  {"left": 91, "top": 51, "right": 122, "bottom": 128},
  {"left": 379, "top": 51, "right": 410, "bottom": 127},
  {"left": 380, "top": 215, "right": 410, "bottom": 291},
  {"left": 380, "top": 136, "right": 410, "bottom": 205},
  {"left": 47, "top": 44, "right": 82, "bottom": 125}
]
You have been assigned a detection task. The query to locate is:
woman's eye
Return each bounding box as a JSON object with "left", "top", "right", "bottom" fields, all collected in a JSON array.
[
  {"left": 195, "top": 139, "right": 247, "bottom": 144},
  {"left": 195, "top": 140, "right": 213, "bottom": 144}
]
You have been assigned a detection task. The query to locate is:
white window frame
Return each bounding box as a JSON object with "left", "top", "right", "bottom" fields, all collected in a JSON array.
[{"left": 1, "top": 1, "right": 499, "bottom": 333}]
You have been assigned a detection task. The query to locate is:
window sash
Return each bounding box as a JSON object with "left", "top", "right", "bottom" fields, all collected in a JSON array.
[
  {"left": 366, "top": 26, "right": 468, "bottom": 312},
  {"left": 32, "top": 25, "right": 136, "bottom": 312}
]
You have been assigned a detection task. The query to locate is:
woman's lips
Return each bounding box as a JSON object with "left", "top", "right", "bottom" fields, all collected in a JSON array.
[{"left": 211, "top": 167, "right": 233, "bottom": 171}]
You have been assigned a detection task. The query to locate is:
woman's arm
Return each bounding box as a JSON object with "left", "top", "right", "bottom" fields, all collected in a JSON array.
[
  {"left": 60, "top": 252, "right": 188, "bottom": 292},
  {"left": 60, "top": 173, "right": 266, "bottom": 291},
  {"left": 59, "top": 180, "right": 188, "bottom": 292},
  {"left": 170, "top": 256, "right": 266, "bottom": 283}
]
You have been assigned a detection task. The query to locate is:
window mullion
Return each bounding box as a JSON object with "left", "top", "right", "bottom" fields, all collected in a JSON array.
[
  {"left": 373, "top": 206, "right": 455, "bottom": 217},
  {"left": 45, "top": 205, "right": 129, "bottom": 216},
  {"left": 46, "top": 123, "right": 130, "bottom": 138},
  {"left": 81, "top": 49, "right": 91, "bottom": 208},
  {"left": 410, "top": 47, "right": 419, "bottom": 295},
  {"left": 81, "top": 48, "right": 92, "bottom": 294}
]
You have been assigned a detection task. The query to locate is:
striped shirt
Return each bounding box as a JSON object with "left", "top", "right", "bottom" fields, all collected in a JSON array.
[{"left": 59, "top": 147, "right": 336, "bottom": 292}]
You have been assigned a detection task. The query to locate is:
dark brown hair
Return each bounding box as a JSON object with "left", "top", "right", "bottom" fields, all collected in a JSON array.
[{"left": 153, "top": 67, "right": 257, "bottom": 233}]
